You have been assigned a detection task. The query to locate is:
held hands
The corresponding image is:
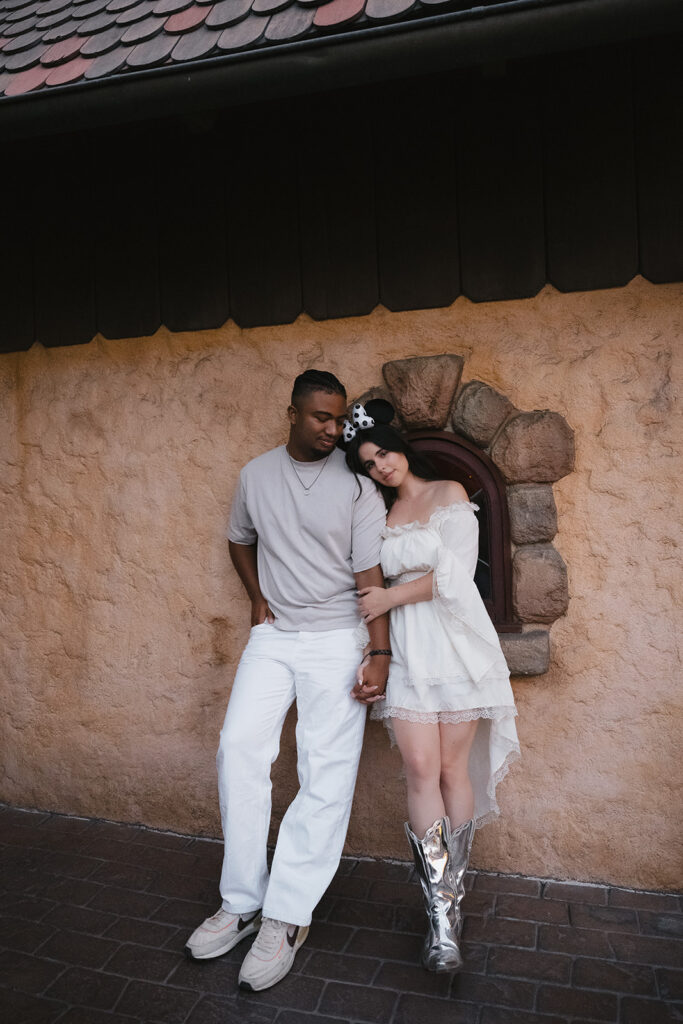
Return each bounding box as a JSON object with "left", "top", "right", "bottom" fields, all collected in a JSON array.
[
  {"left": 357, "top": 586, "right": 394, "bottom": 624},
  {"left": 351, "top": 654, "right": 389, "bottom": 705},
  {"left": 251, "top": 598, "right": 275, "bottom": 627}
]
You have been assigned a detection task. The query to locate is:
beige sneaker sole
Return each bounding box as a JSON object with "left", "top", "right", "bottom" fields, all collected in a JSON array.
[{"left": 185, "top": 912, "right": 262, "bottom": 961}]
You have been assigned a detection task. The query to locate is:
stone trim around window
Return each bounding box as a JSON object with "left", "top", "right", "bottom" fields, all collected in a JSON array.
[{"left": 352, "top": 353, "right": 575, "bottom": 677}]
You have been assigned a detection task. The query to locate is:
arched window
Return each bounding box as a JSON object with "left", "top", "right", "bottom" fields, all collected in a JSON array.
[{"left": 408, "top": 430, "right": 520, "bottom": 633}]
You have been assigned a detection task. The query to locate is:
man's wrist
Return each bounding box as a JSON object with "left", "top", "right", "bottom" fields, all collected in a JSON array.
[{"left": 368, "top": 649, "right": 392, "bottom": 658}]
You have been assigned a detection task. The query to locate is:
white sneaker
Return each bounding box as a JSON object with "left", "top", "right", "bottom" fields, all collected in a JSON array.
[
  {"left": 185, "top": 907, "right": 261, "bottom": 960},
  {"left": 238, "top": 917, "right": 309, "bottom": 991}
]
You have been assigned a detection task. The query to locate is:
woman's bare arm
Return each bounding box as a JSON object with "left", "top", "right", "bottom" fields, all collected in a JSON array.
[{"left": 358, "top": 571, "right": 434, "bottom": 623}]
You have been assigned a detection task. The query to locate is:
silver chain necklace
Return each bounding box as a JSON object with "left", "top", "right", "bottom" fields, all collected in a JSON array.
[{"left": 286, "top": 449, "right": 331, "bottom": 494}]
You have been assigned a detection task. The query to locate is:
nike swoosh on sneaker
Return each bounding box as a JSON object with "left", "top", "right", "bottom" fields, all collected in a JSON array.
[
  {"left": 238, "top": 913, "right": 259, "bottom": 932},
  {"left": 286, "top": 927, "right": 299, "bottom": 948}
]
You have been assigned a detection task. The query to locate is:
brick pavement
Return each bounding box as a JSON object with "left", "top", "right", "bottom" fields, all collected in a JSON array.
[{"left": 1, "top": 804, "right": 681, "bottom": 1023}]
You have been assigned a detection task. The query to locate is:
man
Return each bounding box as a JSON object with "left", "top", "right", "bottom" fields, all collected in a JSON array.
[{"left": 186, "top": 369, "right": 390, "bottom": 992}]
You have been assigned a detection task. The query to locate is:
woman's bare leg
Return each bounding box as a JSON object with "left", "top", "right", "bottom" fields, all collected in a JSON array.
[
  {"left": 439, "top": 720, "right": 478, "bottom": 827},
  {"left": 391, "top": 719, "right": 444, "bottom": 836}
]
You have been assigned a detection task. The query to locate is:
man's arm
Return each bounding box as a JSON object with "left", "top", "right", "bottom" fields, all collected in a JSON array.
[
  {"left": 351, "top": 564, "right": 390, "bottom": 705},
  {"left": 228, "top": 541, "right": 274, "bottom": 627}
]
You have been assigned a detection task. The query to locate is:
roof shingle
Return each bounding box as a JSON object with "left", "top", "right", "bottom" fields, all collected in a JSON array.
[
  {"left": 78, "top": 11, "right": 119, "bottom": 31},
  {"left": 44, "top": 50, "right": 91, "bottom": 78},
  {"left": 41, "top": 32, "right": 84, "bottom": 63},
  {"left": 217, "top": 12, "right": 264, "bottom": 47},
  {"left": 265, "top": 4, "right": 314, "bottom": 40},
  {"left": 127, "top": 24, "right": 173, "bottom": 59},
  {"left": 119, "top": 13, "right": 164, "bottom": 40},
  {"left": 2, "top": 0, "right": 658, "bottom": 103},
  {"left": 80, "top": 24, "right": 124, "bottom": 51},
  {"left": 0, "top": 0, "right": 510, "bottom": 100},
  {"left": 205, "top": 0, "right": 252, "bottom": 27},
  {"left": 169, "top": 21, "right": 218, "bottom": 59},
  {"left": 313, "top": 0, "right": 364, "bottom": 29},
  {"left": 42, "top": 18, "right": 82, "bottom": 40},
  {"left": 4, "top": 39, "right": 44, "bottom": 66},
  {"left": 3, "top": 27, "right": 42, "bottom": 48},
  {"left": 164, "top": 4, "right": 206, "bottom": 31},
  {"left": 82, "top": 39, "right": 129, "bottom": 70},
  {"left": 4, "top": 58, "right": 48, "bottom": 90}
]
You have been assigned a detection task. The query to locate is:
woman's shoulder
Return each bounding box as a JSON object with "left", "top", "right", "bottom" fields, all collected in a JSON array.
[
  {"left": 432, "top": 479, "right": 469, "bottom": 505},
  {"left": 428, "top": 480, "right": 479, "bottom": 528},
  {"left": 383, "top": 480, "right": 475, "bottom": 535}
]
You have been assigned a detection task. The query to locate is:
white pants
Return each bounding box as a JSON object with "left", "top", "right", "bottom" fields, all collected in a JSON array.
[{"left": 216, "top": 624, "right": 366, "bottom": 926}]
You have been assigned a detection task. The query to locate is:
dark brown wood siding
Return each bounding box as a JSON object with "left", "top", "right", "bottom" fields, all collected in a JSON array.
[{"left": 1, "top": 37, "right": 680, "bottom": 354}]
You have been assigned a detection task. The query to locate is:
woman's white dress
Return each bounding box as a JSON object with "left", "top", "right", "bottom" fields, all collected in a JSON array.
[{"left": 371, "top": 500, "right": 520, "bottom": 829}]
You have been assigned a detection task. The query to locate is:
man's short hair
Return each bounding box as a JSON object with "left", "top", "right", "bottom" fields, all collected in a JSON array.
[{"left": 291, "top": 369, "right": 346, "bottom": 406}]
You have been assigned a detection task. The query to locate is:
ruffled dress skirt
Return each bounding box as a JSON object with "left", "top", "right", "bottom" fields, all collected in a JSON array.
[{"left": 370, "top": 502, "right": 520, "bottom": 829}]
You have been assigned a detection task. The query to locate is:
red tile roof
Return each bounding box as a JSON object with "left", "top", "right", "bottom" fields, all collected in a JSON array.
[{"left": 0, "top": 0, "right": 490, "bottom": 98}]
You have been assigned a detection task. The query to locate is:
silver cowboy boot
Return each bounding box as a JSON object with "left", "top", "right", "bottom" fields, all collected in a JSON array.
[
  {"left": 446, "top": 817, "right": 475, "bottom": 945},
  {"left": 404, "top": 816, "right": 472, "bottom": 973}
]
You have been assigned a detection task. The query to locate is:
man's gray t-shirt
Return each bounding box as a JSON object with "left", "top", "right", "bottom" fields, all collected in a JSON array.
[{"left": 228, "top": 446, "right": 385, "bottom": 632}]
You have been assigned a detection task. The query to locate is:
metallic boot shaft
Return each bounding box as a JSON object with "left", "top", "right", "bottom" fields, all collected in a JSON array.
[
  {"left": 447, "top": 817, "right": 475, "bottom": 924},
  {"left": 405, "top": 817, "right": 474, "bottom": 973}
]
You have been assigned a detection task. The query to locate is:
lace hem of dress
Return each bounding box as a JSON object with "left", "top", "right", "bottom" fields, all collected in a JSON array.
[
  {"left": 474, "top": 744, "right": 522, "bottom": 828},
  {"left": 370, "top": 704, "right": 517, "bottom": 725},
  {"left": 382, "top": 500, "right": 479, "bottom": 538}
]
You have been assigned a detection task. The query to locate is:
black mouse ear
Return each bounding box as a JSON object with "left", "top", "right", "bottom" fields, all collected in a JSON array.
[{"left": 365, "top": 399, "right": 395, "bottom": 425}]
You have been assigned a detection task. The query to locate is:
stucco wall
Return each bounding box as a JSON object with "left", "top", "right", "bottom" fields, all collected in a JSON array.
[{"left": 1, "top": 276, "right": 680, "bottom": 890}]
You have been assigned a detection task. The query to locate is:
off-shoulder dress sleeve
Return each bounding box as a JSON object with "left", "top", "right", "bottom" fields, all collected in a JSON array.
[{"left": 432, "top": 503, "right": 510, "bottom": 686}]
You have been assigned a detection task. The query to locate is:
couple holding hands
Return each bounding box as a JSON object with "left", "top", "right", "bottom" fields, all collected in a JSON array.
[{"left": 185, "top": 369, "right": 520, "bottom": 992}]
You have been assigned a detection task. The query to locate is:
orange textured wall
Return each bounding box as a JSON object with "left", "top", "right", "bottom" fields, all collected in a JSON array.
[{"left": 1, "top": 276, "right": 680, "bottom": 889}]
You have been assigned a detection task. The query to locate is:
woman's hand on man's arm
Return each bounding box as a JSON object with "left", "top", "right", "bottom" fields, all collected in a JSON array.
[
  {"left": 357, "top": 586, "right": 395, "bottom": 623},
  {"left": 359, "top": 572, "right": 434, "bottom": 623}
]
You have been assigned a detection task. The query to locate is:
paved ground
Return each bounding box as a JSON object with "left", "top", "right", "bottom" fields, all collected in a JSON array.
[{"left": 1, "top": 803, "right": 681, "bottom": 1024}]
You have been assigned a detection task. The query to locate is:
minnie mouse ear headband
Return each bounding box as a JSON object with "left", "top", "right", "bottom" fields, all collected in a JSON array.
[{"left": 342, "top": 398, "right": 395, "bottom": 443}]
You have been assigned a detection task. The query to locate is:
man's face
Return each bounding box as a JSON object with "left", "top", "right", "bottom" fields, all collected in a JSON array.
[{"left": 288, "top": 390, "right": 348, "bottom": 460}]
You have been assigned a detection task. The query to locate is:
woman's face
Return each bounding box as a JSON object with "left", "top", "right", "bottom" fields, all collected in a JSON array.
[{"left": 358, "top": 441, "right": 410, "bottom": 489}]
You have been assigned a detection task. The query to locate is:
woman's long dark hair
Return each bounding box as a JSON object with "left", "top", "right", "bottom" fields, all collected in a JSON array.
[{"left": 345, "top": 424, "right": 438, "bottom": 509}]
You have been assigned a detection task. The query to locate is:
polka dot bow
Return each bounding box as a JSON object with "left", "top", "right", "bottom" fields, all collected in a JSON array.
[{"left": 343, "top": 403, "right": 375, "bottom": 443}]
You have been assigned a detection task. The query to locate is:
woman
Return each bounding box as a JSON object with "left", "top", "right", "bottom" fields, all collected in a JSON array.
[{"left": 344, "top": 399, "right": 520, "bottom": 973}]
